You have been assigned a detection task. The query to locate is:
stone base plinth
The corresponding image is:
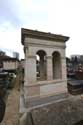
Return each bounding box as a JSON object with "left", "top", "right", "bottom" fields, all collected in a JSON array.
[{"left": 24, "top": 80, "right": 67, "bottom": 108}]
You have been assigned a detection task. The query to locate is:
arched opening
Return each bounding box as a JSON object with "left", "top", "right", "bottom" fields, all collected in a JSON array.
[
  {"left": 52, "top": 51, "right": 61, "bottom": 79},
  {"left": 36, "top": 50, "right": 47, "bottom": 81}
]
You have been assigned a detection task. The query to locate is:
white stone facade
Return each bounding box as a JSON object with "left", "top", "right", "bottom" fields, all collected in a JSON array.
[
  {"left": 21, "top": 28, "right": 69, "bottom": 106},
  {"left": 3, "top": 60, "right": 19, "bottom": 70}
]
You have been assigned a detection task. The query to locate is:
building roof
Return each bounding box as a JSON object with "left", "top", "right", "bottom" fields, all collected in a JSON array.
[
  {"left": 0, "top": 55, "right": 19, "bottom": 61},
  {"left": 21, "top": 28, "right": 69, "bottom": 45}
]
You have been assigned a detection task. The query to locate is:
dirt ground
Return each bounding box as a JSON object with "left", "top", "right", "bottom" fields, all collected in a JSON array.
[
  {"left": 2, "top": 73, "right": 20, "bottom": 125},
  {"left": 2, "top": 89, "right": 20, "bottom": 125}
]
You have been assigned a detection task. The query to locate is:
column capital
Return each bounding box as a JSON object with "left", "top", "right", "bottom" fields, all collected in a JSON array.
[
  {"left": 61, "top": 57, "right": 66, "bottom": 60},
  {"left": 46, "top": 56, "right": 52, "bottom": 59},
  {"left": 28, "top": 55, "right": 36, "bottom": 59},
  {"left": 47, "top": 55, "right": 53, "bottom": 80}
]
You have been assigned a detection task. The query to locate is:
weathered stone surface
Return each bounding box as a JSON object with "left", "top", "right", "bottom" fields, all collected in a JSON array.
[
  {"left": 20, "top": 112, "right": 33, "bottom": 125},
  {"left": 26, "top": 96, "right": 83, "bottom": 125},
  {"left": 21, "top": 28, "right": 69, "bottom": 102}
]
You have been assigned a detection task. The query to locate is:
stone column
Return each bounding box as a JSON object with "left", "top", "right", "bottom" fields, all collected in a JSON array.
[
  {"left": 25, "top": 55, "right": 36, "bottom": 85},
  {"left": 60, "top": 57, "right": 67, "bottom": 93},
  {"left": 40, "top": 57, "right": 45, "bottom": 80},
  {"left": 47, "top": 56, "right": 53, "bottom": 80},
  {"left": 61, "top": 57, "right": 67, "bottom": 80},
  {"left": 24, "top": 46, "right": 36, "bottom": 85},
  {"left": 24, "top": 55, "right": 40, "bottom": 104}
]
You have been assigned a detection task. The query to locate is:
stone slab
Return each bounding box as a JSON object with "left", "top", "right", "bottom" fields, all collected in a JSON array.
[{"left": 26, "top": 96, "right": 83, "bottom": 125}]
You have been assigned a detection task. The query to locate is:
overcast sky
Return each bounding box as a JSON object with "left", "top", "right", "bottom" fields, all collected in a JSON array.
[{"left": 0, "top": 0, "right": 83, "bottom": 58}]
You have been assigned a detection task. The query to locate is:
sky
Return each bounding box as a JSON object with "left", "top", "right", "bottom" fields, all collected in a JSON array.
[{"left": 0, "top": 0, "right": 83, "bottom": 59}]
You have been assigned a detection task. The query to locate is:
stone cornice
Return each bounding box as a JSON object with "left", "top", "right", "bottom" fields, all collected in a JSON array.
[
  {"left": 25, "top": 42, "right": 66, "bottom": 49},
  {"left": 21, "top": 28, "right": 69, "bottom": 45}
]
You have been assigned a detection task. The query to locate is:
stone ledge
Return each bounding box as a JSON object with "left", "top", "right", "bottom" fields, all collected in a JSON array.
[
  {"left": 26, "top": 91, "right": 67, "bottom": 100},
  {"left": 20, "top": 92, "right": 68, "bottom": 113},
  {"left": 25, "top": 79, "right": 67, "bottom": 87}
]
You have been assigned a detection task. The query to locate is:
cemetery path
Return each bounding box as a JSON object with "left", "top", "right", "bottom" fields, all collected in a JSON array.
[
  {"left": 2, "top": 73, "right": 20, "bottom": 125},
  {"left": 2, "top": 88, "right": 20, "bottom": 125}
]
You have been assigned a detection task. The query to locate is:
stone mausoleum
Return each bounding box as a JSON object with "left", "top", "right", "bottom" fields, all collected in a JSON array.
[{"left": 21, "top": 28, "right": 69, "bottom": 107}]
